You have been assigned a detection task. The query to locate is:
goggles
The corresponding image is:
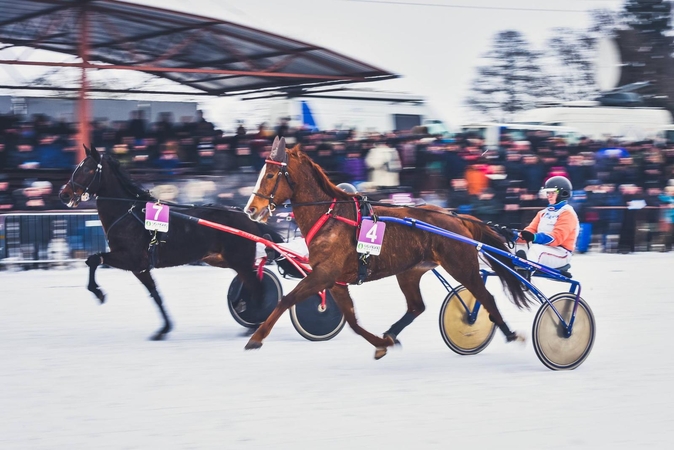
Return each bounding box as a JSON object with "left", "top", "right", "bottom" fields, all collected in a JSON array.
[{"left": 540, "top": 188, "right": 559, "bottom": 195}]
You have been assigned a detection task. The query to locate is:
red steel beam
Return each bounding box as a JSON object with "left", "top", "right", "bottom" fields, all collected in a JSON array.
[
  {"left": 0, "top": 85, "right": 212, "bottom": 95},
  {"left": 77, "top": 6, "right": 91, "bottom": 163},
  {"left": 0, "top": 59, "right": 363, "bottom": 80}
]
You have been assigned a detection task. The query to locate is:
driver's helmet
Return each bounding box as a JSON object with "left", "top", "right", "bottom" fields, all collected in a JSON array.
[
  {"left": 542, "top": 176, "right": 572, "bottom": 200},
  {"left": 336, "top": 182, "right": 358, "bottom": 194}
]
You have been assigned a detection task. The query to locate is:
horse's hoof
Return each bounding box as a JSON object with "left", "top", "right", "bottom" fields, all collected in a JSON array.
[
  {"left": 374, "top": 347, "right": 388, "bottom": 360},
  {"left": 384, "top": 333, "right": 401, "bottom": 347},
  {"left": 149, "top": 332, "right": 167, "bottom": 341},
  {"left": 506, "top": 332, "right": 527, "bottom": 344},
  {"left": 245, "top": 339, "right": 263, "bottom": 350},
  {"left": 88, "top": 286, "right": 106, "bottom": 304}
]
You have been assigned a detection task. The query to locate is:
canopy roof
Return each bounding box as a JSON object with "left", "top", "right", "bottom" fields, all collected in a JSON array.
[{"left": 0, "top": 0, "right": 397, "bottom": 96}]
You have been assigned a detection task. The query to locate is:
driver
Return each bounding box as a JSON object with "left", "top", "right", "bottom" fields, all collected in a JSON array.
[{"left": 517, "top": 176, "right": 579, "bottom": 269}]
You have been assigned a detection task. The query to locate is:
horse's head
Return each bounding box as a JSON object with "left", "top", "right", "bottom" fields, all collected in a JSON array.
[
  {"left": 245, "top": 136, "right": 295, "bottom": 222},
  {"left": 59, "top": 144, "right": 103, "bottom": 208}
]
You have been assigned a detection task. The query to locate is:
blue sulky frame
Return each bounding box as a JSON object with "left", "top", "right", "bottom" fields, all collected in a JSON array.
[{"left": 377, "top": 216, "right": 582, "bottom": 338}]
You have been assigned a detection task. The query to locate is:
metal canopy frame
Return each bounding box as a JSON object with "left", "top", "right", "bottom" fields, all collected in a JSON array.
[{"left": 0, "top": 0, "right": 397, "bottom": 159}]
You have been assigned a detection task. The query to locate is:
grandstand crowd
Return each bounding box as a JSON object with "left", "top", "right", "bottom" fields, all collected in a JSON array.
[{"left": 2, "top": 110, "right": 674, "bottom": 253}]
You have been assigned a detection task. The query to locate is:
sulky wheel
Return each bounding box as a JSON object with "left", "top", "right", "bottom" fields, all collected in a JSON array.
[
  {"left": 290, "top": 290, "right": 345, "bottom": 341},
  {"left": 532, "top": 292, "right": 596, "bottom": 371},
  {"left": 227, "top": 267, "right": 282, "bottom": 328},
  {"left": 439, "top": 285, "right": 496, "bottom": 355}
]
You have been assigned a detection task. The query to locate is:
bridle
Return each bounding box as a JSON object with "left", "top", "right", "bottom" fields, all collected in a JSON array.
[
  {"left": 251, "top": 159, "right": 293, "bottom": 214},
  {"left": 251, "top": 156, "right": 362, "bottom": 245},
  {"left": 66, "top": 157, "right": 102, "bottom": 204}
]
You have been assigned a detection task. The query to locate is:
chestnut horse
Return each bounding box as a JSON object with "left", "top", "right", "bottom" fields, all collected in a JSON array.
[
  {"left": 244, "top": 137, "right": 532, "bottom": 359},
  {"left": 59, "top": 145, "right": 284, "bottom": 340}
]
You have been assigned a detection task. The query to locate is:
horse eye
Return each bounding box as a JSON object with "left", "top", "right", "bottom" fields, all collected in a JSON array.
[{"left": 266, "top": 174, "right": 274, "bottom": 179}]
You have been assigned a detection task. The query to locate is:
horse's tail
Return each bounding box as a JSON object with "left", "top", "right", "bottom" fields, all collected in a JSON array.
[{"left": 460, "top": 217, "right": 534, "bottom": 310}]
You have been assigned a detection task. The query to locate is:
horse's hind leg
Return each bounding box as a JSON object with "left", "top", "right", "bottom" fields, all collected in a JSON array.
[
  {"left": 213, "top": 250, "right": 264, "bottom": 312},
  {"left": 379, "top": 270, "right": 428, "bottom": 350},
  {"left": 133, "top": 270, "right": 173, "bottom": 341},
  {"left": 234, "top": 264, "right": 265, "bottom": 312},
  {"left": 328, "top": 285, "right": 394, "bottom": 359},
  {"left": 442, "top": 261, "right": 523, "bottom": 343},
  {"left": 469, "top": 287, "right": 521, "bottom": 341},
  {"left": 85, "top": 254, "right": 105, "bottom": 303}
]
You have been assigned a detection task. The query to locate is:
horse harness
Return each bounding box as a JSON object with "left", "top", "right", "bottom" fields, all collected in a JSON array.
[
  {"left": 303, "top": 196, "right": 377, "bottom": 285},
  {"left": 76, "top": 156, "right": 171, "bottom": 269},
  {"left": 255, "top": 158, "right": 379, "bottom": 284}
]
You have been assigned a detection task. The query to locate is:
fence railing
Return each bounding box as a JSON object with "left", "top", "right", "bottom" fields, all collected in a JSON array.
[
  {"left": 0, "top": 210, "right": 107, "bottom": 267},
  {"left": 0, "top": 206, "right": 670, "bottom": 268}
]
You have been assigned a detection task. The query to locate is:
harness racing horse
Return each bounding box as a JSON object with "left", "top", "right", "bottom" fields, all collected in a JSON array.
[
  {"left": 59, "top": 145, "right": 284, "bottom": 340},
  {"left": 244, "top": 136, "right": 532, "bottom": 359}
]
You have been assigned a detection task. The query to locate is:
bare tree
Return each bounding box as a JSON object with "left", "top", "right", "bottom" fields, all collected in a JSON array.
[
  {"left": 543, "top": 28, "right": 598, "bottom": 102},
  {"left": 588, "top": 8, "right": 621, "bottom": 36},
  {"left": 617, "top": 1, "right": 674, "bottom": 110},
  {"left": 465, "top": 30, "right": 548, "bottom": 121},
  {"left": 623, "top": 0, "right": 672, "bottom": 40}
]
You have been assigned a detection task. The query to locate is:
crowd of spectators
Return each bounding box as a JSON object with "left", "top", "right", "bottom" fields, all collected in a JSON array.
[{"left": 3, "top": 109, "right": 674, "bottom": 252}]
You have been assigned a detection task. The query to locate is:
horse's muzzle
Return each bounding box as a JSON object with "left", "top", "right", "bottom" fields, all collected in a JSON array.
[
  {"left": 245, "top": 206, "right": 269, "bottom": 223},
  {"left": 58, "top": 186, "right": 78, "bottom": 208}
]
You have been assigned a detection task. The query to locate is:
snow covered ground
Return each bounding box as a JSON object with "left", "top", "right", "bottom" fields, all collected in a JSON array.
[{"left": 1, "top": 252, "right": 673, "bottom": 449}]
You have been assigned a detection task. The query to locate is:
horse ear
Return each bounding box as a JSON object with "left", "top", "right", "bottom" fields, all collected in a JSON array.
[
  {"left": 83, "top": 144, "right": 91, "bottom": 156},
  {"left": 270, "top": 135, "right": 286, "bottom": 162},
  {"left": 89, "top": 144, "right": 101, "bottom": 163}
]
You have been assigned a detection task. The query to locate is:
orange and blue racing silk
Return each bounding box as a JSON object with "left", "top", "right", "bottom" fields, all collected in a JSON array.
[{"left": 523, "top": 201, "right": 579, "bottom": 252}]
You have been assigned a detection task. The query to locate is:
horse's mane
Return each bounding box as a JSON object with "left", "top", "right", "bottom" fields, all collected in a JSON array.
[
  {"left": 104, "top": 155, "right": 155, "bottom": 201},
  {"left": 288, "top": 146, "right": 353, "bottom": 200}
]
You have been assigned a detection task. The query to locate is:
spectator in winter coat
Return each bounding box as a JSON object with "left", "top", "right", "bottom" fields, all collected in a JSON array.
[
  {"left": 469, "top": 188, "right": 503, "bottom": 224},
  {"left": 340, "top": 147, "right": 368, "bottom": 185},
  {"left": 447, "top": 177, "right": 472, "bottom": 213},
  {"left": 365, "top": 139, "right": 401, "bottom": 188},
  {"left": 658, "top": 184, "right": 674, "bottom": 251}
]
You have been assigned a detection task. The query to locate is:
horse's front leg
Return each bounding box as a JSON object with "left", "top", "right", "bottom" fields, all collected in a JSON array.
[
  {"left": 328, "top": 285, "right": 393, "bottom": 358},
  {"left": 85, "top": 253, "right": 106, "bottom": 303},
  {"left": 368, "top": 269, "right": 429, "bottom": 359},
  {"left": 245, "top": 269, "right": 336, "bottom": 350},
  {"left": 133, "top": 270, "right": 172, "bottom": 341},
  {"left": 85, "top": 250, "right": 148, "bottom": 304}
]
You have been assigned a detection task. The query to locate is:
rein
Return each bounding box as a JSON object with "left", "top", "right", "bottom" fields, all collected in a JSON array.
[
  {"left": 256, "top": 157, "right": 515, "bottom": 247},
  {"left": 269, "top": 198, "right": 516, "bottom": 246},
  {"left": 96, "top": 195, "right": 242, "bottom": 212}
]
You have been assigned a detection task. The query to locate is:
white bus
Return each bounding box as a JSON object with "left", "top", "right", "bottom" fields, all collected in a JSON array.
[{"left": 512, "top": 102, "right": 672, "bottom": 141}]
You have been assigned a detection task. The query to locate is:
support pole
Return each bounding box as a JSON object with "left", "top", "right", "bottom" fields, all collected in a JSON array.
[{"left": 76, "top": 4, "right": 90, "bottom": 163}]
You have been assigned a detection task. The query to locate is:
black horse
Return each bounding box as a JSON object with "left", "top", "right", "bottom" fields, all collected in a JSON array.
[{"left": 59, "top": 145, "right": 283, "bottom": 340}]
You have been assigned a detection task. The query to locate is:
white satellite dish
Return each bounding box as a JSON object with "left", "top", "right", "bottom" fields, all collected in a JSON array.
[{"left": 594, "top": 37, "right": 622, "bottom": 92}]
